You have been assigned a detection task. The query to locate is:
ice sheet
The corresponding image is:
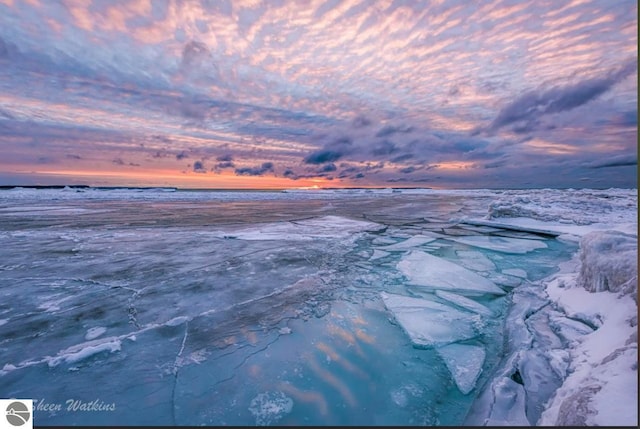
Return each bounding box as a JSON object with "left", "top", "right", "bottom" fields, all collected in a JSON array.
[
  {"left": 436, "top": 344, "right": 485, "bottom": 394},
  {"left": 397, "top": 251, "right": 505, "bottom": 296}
]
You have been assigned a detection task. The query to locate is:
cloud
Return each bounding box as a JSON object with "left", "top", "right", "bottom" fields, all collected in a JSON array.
[
  {"left": 319, "top": 163, "right": 337, "bottom": 173},
  {"left": 371, "top": 140, "right": 398, "bottom": 156},
  {"left": 235, "top": 162, "right": 274, "bottom": 176},
  {"left": 391, "top": 154, "right": 414, "bottom": 163},
  {"left": 215, "top": 161, "right": 235, "bottom": 169},
  {"left": 587, "top": 154, "right": 637, "bottom": 169},
  {"left": 375, "top": 125, "right": 414, "bottom": 138},
  {"left": 304, "top": 150, "right": 344, "bottom": 164},
  {"left": 489, "top": 60, "right": 638, "bottom": 132},
  {"left": 352, "top": 115, "right": 372, "bottom": 128},
  {"left": 112, "top": 158, "right": 125, "bottom": 165},
  {"left": 176, "top": 151, "right": 189, "bottom": 160},
  {"left": 193, "top": 160, "right": 207, "bottom": 173},
  {"left": 216, "top": 154, "right": 234, "bottom": 162}
]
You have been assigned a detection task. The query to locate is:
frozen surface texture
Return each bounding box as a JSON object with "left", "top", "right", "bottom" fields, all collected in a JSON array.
[{"left": 0, "top": 187, "right": 635, "bottom": 426}]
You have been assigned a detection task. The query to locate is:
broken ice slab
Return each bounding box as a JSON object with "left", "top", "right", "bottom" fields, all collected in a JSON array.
[
  {"left": 455, "top": 250, "right": 496, "bottom": 272},
  {"left": 374, "top": 234, "right": 438, "bottom": 251},
  {"left": 397, "top": 251, "right": 505, "bottom": 296},
  {"left": 444, "top": 235, "right": 548, "bottom": 254},
  {"left": 436, "top": 344, "right": 486, "bottom": 394},
  {"left": 369, "top": 249, "right": 390, "bottom": 261},
  {"left": 435, "top": 291, "right": 494, "bottom": 316},
  {"left": 380, "top": 292, "right": 480, "bottom": 347},
  {"left": 456, "top": 219, "right": 561, "bottom": 238}
]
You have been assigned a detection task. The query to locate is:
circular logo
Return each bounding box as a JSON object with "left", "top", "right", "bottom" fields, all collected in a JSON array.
[{"left": 5, "top": 401, "right": 30, "bottom": 426}]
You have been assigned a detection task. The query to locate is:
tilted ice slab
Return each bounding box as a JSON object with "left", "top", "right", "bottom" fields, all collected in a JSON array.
[
  {"left": 436, "top": 344, "right": 486, "bottom": 394},
  {"left": 446, "top": 235, "right": 547, "bottom": 254},
  {"left": 455, "top": 250, "right": 496, "bottom": 272},
  {"left": 397, "top": 251, "right": 505, "bottom": 296},
  {"left": 375, "top": 234, "right": 438, "bottom": 251},
  {"left": 380, "top": 292, "right": 480, "bottom": 347},
  {"left": 435, "top": 291, "right": 494, "bottom": 316},
  {"left": 213, "top": 215, "right": 384, "bottom": 241}
]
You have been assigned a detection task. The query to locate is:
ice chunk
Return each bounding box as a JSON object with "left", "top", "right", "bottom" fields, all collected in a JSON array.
[
  {"left": 435, "top": 291, "right": 493, "bottom": 316},
  {"left": 369, "top": 249, "right": 390, "bottom": 261},
  {"left": 380, "top": 292, "right": 480, "bottom": 347},
  {"left": 376, "top": 234, "right": 438, "bottom": 251},
  {"left": 436, "top": 344, "right": 485, "bottom": 394},
  {"left": 397, "top": 251, "right": 505, "bottom": 296},
  {"left": 447, "top": 235, "right": 547, "bottom": 254},
  {"left": 49, "top": 338, "right": 122, "bottom": 367},
  {"left": 248, "top": 391, "right": 293, "bottom": 426},
  {"left": 85, "top": 326, "right": 107, "bottom": 340},
  {"left": 215, "top": 215, "right": 384, "bottom": 241},
  {"left": 502, "top": 268, "right": 527, "bottom": 279},
  {"left": 165, "top": 316, "right": 190, "bottom": 327},
  {"left": 485, "top": 377, "right": 530, "bottom": 426},
  {"left": 487, "top": 273, "right": 522, "bottom": 289},
  {"left": 455, "top": 250, "right": 496, "bottom": 272}
]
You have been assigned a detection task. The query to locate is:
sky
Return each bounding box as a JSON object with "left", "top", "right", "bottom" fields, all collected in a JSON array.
[{"left": 0, "top": 0, "right": 637, "bottom": 189}]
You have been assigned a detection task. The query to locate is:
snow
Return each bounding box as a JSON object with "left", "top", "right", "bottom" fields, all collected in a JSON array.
[
  {"left": 397, "top": 251, "right": 506, "bottom": 296},
  {"left": 539, "top": 262, "right": 638, "bottom": 426},
  {"left": 380, "top": 292, "right": 481, "bottom": 347},
  {"left": 436, "top": 344, "right": 485, "bottom": 394}
]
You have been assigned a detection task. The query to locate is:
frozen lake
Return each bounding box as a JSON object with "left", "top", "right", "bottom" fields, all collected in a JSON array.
[{"left": 0, "top": 188, "right": 593, "bottom": 425}]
